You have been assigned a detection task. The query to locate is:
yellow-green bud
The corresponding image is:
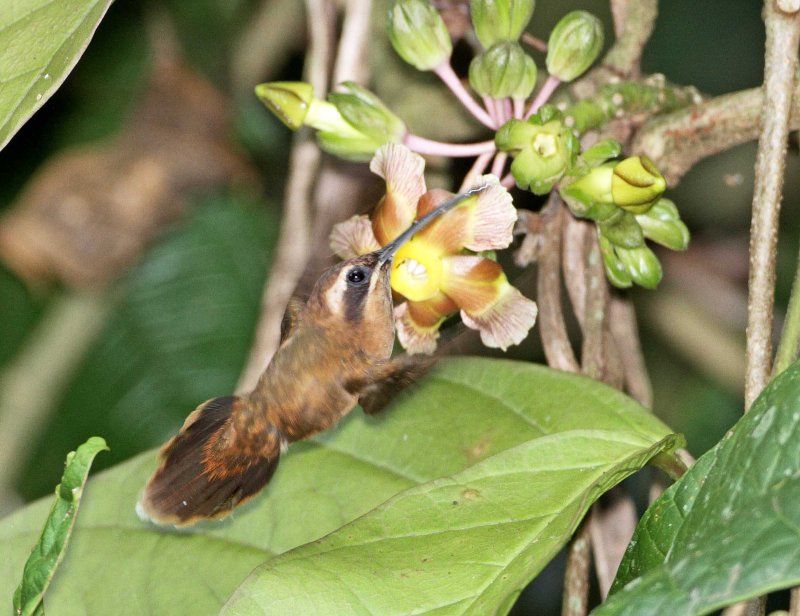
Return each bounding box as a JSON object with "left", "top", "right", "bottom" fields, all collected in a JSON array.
[
  {"left": 598, "top": 209, "right": 644, "bottom": 249},
  {"left": 546, "top": 10, "right": 603, "bottom": 82},
  {"left": 470, "top": 0, "right": 536, "bottom": 48},
  {"left": 636, "top": 198, "right": 690, "bottom": 251},
  {"left": 328, "top": 82, "right": 406, "bottom": 143},
  {"left": 255, "top": 81, "right": 314, "bottom": 130},
  {"left": 581, "top": 139, "right": 621, "bottom": 166},
  {"left": 560, "top": 162, "right": 614, "bottom": 214},
  {"left": 508, "top": 118, "right": 578, "bottom": 194},
  {"left": 598, "top": 233, "right": 632, "bottom": 289},
  {"left": 468, "top": 42, "right": 537, "bottom": 99},
  {"left": 306, "top": 100, "right": 394, "bottom": 161},
  {"left": 611, "top": 156, "right": 666, "bottom": 214},
  {"left": 388, "top": 0, "right": 452, "bottom": 71},
  {"left": 615, "top": 244, "right": 662, "bottom": 289}
]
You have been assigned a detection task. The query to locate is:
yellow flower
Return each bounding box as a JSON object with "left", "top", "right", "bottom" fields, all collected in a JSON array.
[{"left": 329, "top": 143, "right": 538, "bottom": 354}]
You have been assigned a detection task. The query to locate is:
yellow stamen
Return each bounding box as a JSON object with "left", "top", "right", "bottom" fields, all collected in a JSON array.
[{"left": 391, "top": 240, "right": 444, "bottom": 301}]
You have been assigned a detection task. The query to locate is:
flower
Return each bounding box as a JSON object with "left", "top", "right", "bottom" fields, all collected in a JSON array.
[{"left": 329, "top": 143, "right": 538, "bottom": 353}]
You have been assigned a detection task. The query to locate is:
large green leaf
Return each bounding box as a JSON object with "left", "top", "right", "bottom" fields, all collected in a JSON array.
[
  {"left": 18, "top": 198, "right": 275, "bottom": 499},
  {"left": 0, "top": 358, "right": 680, "bottom": 615},
  {"left": 596, "top": 360, "right": 800, "bottom": 616},
  {"left": 13, "top": 437, "right": 107, "bottom": 616},
  {"left": 0, "top": 0, "right": 113, "bottom": 151}
]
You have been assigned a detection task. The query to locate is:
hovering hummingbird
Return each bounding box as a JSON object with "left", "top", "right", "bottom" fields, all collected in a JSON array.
[{"left": 137, "top": 186, "right": 488, "bottom": 526}]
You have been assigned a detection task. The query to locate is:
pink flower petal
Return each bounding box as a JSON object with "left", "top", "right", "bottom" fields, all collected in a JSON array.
[
  {"left": 370, "top": 144, "right": 427, "bottom": 245},
  {"left": 440, "top": 255, "right": 537, "bottom": 350},
  {"left": 393, "top": 293, "right": 457, "bottom": 354},
  {"left": 416, "top": 176, "right": 516, "bottom": 253},
  {"left": 329, "top": 215, "right": 381, "bottom": 259},
  {"left": 460, "top": 285, "right": 538, "bottom": 350}
]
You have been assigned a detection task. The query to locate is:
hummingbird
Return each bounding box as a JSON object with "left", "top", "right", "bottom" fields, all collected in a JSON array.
[{"left": 137, "top": 186, "right": 488, "bottom": 526}]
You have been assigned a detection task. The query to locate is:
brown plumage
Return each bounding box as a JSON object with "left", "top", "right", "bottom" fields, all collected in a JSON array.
[{"left": 137, "top": 187, "right": 486, "bottom": 526}]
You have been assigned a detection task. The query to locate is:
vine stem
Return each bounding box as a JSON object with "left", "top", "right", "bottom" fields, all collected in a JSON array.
[
  {"left": 743, "top": 1, "right": 800, "bottom": 410},
  {"left": 237, "top": 0, "right": 334, "bottom": 391},
  {"left": 403, "top": 133, "right": 496, "bottom": 157},
  {"left": 434, "top": 62, "right": 496, "bottom": 128}
]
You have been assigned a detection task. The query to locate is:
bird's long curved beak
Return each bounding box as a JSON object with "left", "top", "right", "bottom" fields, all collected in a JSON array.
[{"left": 376, "top": 184, "right": 489, "bottom": 266}]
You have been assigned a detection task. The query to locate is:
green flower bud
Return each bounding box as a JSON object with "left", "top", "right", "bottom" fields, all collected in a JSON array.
[
  {"left": 598, "top": 233, "right": 632, "bottom": 289},
  {"left": 470, "top": 0, "right": 536, "bottom": 48},
  {"left": 636, "top": 198, "right": 690, "bottom": 251},
  {"left": 495, "top": 118, "right": 537, "bottom": 152},
  {"left": 255, "top": 81, "right": 314, "bottom": 130},
  {"left": 611, "top": 156, "right": 666, "bottom": 214},
  {"left": 469, "top": 42, "right": 537, "bottom": 99},
  {"left": 615, "top": 244, "right": 663, "bottom": 289},
  {"left": 581, "top": 139, "right": 621, "bottom": 166},
  {"left": 306, "top": 100, "right": 394, "bottom": 161},
  {"left": 388, "top": 0, "right": 452, "bottom": 71},
  {"left": 509, "top": 118, "right": 578, "bottom": 194},
  {"left": 328, "top": 82, "right": 406, "bottom": 143},
  {"left": 546, "top": 10, "right": 603, "bottom": 82},
  {"left": 598, "top": 209, "right": 644, "bottom": 249},
  {"left": 559, "top": 162, "right": 614, "bottom": 213}
]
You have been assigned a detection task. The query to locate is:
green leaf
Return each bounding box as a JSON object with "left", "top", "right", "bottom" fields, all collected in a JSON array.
[
  {"left": 19, "top": 198, "right": 275, "bottom": 499},
  {"left": 1, "top": 358, "right": 680, "bottom": 614},
  {"left": 13, "top": 436, "right": 108, "bottom": 616},
  {"left": 0, "top": 0, "right": 113, "bottom": 151},
  {"left": 597, "top": 359, "right": 800, "bottom": 616}
]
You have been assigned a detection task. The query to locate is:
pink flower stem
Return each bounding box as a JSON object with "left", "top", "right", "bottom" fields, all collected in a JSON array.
[
  {"left": 522, "top": 32, "right": 548, "bottom": 52},
  {"left": 512, "top": 97, "right": 525, "bottom": 118},
  {"left": 434, "top": 62, "right": 496, "bottom": 129},
  {"left": 459, "top": 151, "right": 494, "bottom": 191},
  {"left": 503, "top": 98, "right": 513, "bottom": 122},
  {"left": 500, "top": 171, "right": 516, "bottom": 189},
  {"left": 525, "top": 75, "right": 562, "bottom": 119},
  {"left": 404, "top": 133, "right": 497, "bottom": 157},
  {"left": 491, "top": 152, "right": 508, "bottom": 177},
  {"left": 482, "top": 95, "right": 498, "bottom": 126}
]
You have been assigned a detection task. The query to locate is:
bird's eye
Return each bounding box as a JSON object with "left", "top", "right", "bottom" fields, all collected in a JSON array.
[{"left": 346, "top": 267, "right": 367, "bottom": 285}]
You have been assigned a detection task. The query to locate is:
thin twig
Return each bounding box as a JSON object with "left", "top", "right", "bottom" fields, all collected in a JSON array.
[
  {"left": 590, "top": 491, "right": 638, "bottom": 599},
  {"left": 562, "top": 520, "right": 592, "bottom": 616},
  {"left": 744, "top": 1, "right": 800, "bottom": 410},
  {"left": 608, "top": 296, "right": 653, "bottom": 408},
  {"left": 434, "top": 62, "right": 495, "bottom": 128},
  {"left": 581, "top": 231, "right": 608, "bottom": 381},
  {"left": 332, "top": 0, "right": 373, "bottom": 84},
  {"left": 537, "top": 198, "right": 579, "bottom": 372},
  {"left": 403, "top": 134, "right": 496, "bottom": 157},
  {"left": 459, "top": 152, "right": 493, "bottom": 191},
  {"left": 237, "top": 0, "right": 335, "bottom": 392}
]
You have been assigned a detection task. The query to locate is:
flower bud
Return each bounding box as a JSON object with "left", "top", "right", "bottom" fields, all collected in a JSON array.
[
  {"left": 581, "top": 139, "right": 621, "bottom": 166},
  {"left": 546, "top": 10, "right": 603, "bottom": 82},
  {"left": 636, "top": 198, "right": 690, "bottom": 251},
  {"left": 598, "top": 209, "right": 643, "bottom": 249},
  {"left": 615, "top": 244, "right": 662, "bottom": 289},
  {"left": 559, "top": 162, "right": 614, "bottom": 212},
  {"left": 495, "top": 118, "right": 537, "bottom": 152},
  {"left": 305, "top": 100, "right": 394, "bottom": 161},
  {"left": 598, "top": 233, "right": 632, "bottom": 289},
  {"left": 469, "top": 42, "right": 537, "bottom": 99},
  {"left": 388, "top": 0, "right": 452, "bottom": 71},
  {"left": 255, "top": 81, "right": 314, "bottom": 130},
  {"left": 509, "top": 119, "right": 577, "bottom": 194},
  {"left": 470, "top": 0, "right": 536, "bottom": 48},
  {"left": 611, "top": 156, "right": 666, "bottom": 214},
  {"left": 328, "top": 82, "right": 406, "bottom": 143}
]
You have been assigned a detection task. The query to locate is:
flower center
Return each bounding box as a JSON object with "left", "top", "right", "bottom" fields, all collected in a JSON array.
[
  {"left": 532, "top": 132, "right": 557, "bottom": 158},
  {"left": 390, "top": 240, "right": 443, "bottom": 302}
]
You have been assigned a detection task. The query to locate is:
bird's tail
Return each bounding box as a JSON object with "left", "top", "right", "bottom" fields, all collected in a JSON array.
[{"left": 137, "top": 395, "right": 282, "bottom": 526}]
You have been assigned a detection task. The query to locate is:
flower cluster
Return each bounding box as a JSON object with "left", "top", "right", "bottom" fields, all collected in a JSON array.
[
  {"left": 330, "top": 144, "right": 538, "bottom": 354},
  {"left": 256, "top": 0, "right": 692, "bottom": 336},
  {"left": 559, "top": 144, "right": 689, "bottom": 288}
]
